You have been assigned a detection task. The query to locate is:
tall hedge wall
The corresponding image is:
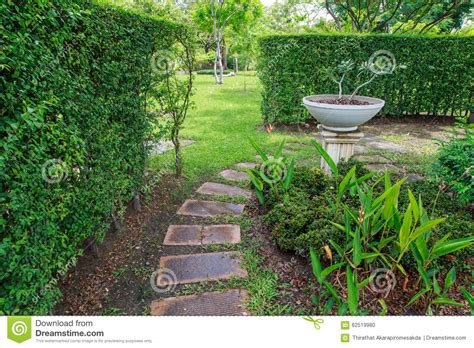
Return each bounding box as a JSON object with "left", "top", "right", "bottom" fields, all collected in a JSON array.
[
  {"left": 0, "top": 0, "right": 185, "bottom": 314},
  {"left": 257, "top": 34, "right": 474, "bottom": 124}
]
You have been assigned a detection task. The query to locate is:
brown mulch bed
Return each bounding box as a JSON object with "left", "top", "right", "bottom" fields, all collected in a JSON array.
[
  {"left": 254, "top": 207, "right": 472, "bottom": 316},
  {"left": 54, "top": 175, "right": 184, "bottom": 315},
  {"left": 263, "top": 114, "right": 458, "bottom": 135}
]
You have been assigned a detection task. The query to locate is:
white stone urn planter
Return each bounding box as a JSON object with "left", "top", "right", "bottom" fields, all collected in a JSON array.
[
  {"left": 302, "top": 94, "right": 385, "bottom": 132},
  {"left": 302, "top": 94, "right": 385, "bottom": 174}
]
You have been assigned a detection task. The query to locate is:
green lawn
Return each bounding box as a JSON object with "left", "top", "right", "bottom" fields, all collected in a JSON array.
[{"left": 149, "top": 72, "right": 317, "bottom": 193}]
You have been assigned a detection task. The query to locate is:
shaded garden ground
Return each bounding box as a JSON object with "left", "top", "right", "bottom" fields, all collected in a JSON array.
[{"left": 55, "top": 73, "right": 472, "bottom": 315}]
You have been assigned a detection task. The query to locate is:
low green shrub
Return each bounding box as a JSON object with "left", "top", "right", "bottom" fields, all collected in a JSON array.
[
  {"left": 264, "top": 188, "right": 342, "bottom": 256},
  {"left": 291, "top": 167, "right": 330, "bottom": 197},
  {"left": 431, "top": 128, "right": 474, "bottom": 204}
]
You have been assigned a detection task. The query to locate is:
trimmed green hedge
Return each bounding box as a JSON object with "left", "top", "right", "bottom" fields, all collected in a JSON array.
[
  {"left": 0, "top": 0, "right": 186, "bottom": 314},
  {"left": 257, "top": 34, "right": 474, "bottom": 124}
]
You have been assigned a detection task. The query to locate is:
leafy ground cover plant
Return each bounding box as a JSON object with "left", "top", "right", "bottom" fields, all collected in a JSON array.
[
  {"left": 246, "top": 138, "right": 294, "bottom": 206},
  {"left": 308, "top": 144, "right": 473, "bottom": 315}
]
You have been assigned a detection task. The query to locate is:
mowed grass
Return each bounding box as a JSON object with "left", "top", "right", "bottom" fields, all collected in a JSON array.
[{"left": 149, "top": 72, "right": 317, "bottom": 194}]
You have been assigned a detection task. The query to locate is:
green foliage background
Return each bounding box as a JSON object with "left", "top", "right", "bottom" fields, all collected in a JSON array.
[
  {"left": 257, "top": 34, "right": 474, "bottom": 124},
  {"left": 432, "top": 129, "right": 474, "bottom": 204},
  {"left": 0, "top": 0, "right": 186, "bottom": 314}
]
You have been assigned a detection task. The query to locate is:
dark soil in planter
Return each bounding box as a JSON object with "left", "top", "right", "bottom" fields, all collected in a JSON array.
[{"left": 308, "top": 97, "right": 372, "bottom": 105}]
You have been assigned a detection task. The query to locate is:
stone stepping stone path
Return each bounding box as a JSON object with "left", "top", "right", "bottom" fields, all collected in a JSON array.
[
  {"left": 157, "top": 252, "right": 248, "bottom": 285},
  {"left": 197, "top": 182, "right": 251, "bottom": 198},
  {"left": 177, "top": 199, "right": 244, "bottom": 217},
  {"left": 150, "top": 289, "right": 248, "bottom": 316},
  {"left": 365, "top": 163, "right": 401, "bottom": 173},
  {"left": 354, "top": 144, "right": 367, "bottom": 154},
  {"left": 360, "top": 133, "right": 407, "bottom": 153},
  {"left": 219, "top": 169, "right": 250, "bottom": 182},
  {"left": 365, "top": 139, "right": 406, "bottom": 153},
  {"left": 163, "top": 224, "right": 241, "bottom": 246},
  {"left": 151, "top": 171, "right": 251, "bottom": 316},
  {"left": 236, "top": 162, "right": 257, "bottom": 169},
  {"left": 148, "top": 139, "right": 194, "bottom": 155}
]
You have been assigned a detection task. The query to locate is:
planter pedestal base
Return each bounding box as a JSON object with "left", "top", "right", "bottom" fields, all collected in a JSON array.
[{"left": 318, "top": 125, "right": 363, "bottom": 175}]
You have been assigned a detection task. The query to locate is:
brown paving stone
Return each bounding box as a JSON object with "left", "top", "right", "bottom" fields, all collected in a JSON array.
[
  {"left": 158, "top": 252, "right": 247, "bottom": 285},
  {"left": 236, "top": 162, "right": 257, "bottom": 169},
  {"left": 196, "top": 182, "right": 251, "bottom": 198},
  {"left": 177, "top": 199, "right": 244, "bottom": 217},
  {"left": 202, "top": 225, "right": 241, "bottom": 244},
  {"left": 163, "top": 225, "right": 202, "bottom": 246},
  {"left": 150, "top": 289, "right": 248, "bottom": 316},
  {"left": 219, "top": 169, "right": 250, "bottom": 181},
  {"left": 163, "top": 224, "right": 241, "bottom": 246}
]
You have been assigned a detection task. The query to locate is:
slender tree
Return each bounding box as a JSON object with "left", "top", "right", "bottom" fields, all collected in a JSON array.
[{"left": 193, "top": 0, "right": 262, "bottom": 84}]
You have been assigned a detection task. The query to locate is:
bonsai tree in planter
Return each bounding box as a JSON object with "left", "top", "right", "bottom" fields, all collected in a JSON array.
[
  {"left": 303, "top": 50, "right": 406, "bottom": 132},
  {"left": 325, "top": 51, "right": 406, "bottom": 105}
]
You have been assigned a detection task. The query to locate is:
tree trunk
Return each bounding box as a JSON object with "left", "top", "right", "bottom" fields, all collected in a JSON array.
[
  {"left": 112, "top": 213, "right": 124, "bottom": 234},
  {"left": 133, "top": 194, "right": 141, "bottom": 212},
  {"left": 172, "top": 135, "right": 182, "bottom": 177},
  {"left": 221, "top": 37, "right": 228, "bottom": 70},
  {"left": 216, "top": 33, "right": 224, "bottom": 84},
  {"left": 90, "top": 238, "right": 100, "bottom": 258},
  {"left": 233, "top": 57, "right": 238, "bottom": 74},
  {"left": 212, "top": 9, "right": 221, "bottom": 84}
]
